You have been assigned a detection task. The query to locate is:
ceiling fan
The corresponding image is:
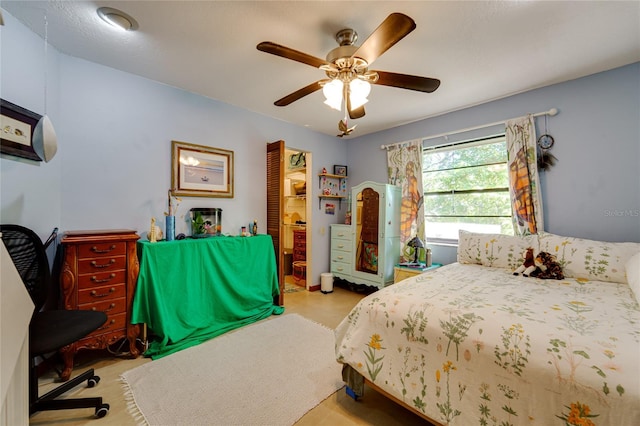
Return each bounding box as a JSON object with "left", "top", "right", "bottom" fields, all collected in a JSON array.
[{"left": 257, "top": 13, "right": 441, "bottom": 125}]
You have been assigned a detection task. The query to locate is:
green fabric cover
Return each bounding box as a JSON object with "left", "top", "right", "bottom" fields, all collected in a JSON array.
[{"left": 132, "top": 235, "right": 284, "bottom": 359}]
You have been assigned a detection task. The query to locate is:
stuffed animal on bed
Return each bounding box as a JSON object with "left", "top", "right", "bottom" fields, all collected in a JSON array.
[
  {"left": 513, "top": 247, "right": 536, "bottom": 276},
  {"left": 530, "top": 251, "right": 565, "bottom": 280}
]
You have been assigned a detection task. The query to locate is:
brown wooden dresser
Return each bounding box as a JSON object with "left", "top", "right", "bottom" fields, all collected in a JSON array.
[
  {"left": 292, "top": 229, "right": 306, "bottom": 262},
  {"left": 59, "top": 229, "right": 141, "bottom": 380},
  {"left": 291, "top": 229, "right": 307, "bottom": 284}
]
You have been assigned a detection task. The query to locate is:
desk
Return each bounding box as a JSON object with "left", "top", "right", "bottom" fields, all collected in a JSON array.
[
  {"left": 132, "top": 235, "right": 284, "bottom": 359},
  {"left": 393, "top": 263, "right": 443, "bottom": 283}
]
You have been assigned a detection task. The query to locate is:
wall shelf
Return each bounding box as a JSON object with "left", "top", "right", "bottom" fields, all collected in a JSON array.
[{"left": 318, "top": 173, "right": 348, "bottom": 210}]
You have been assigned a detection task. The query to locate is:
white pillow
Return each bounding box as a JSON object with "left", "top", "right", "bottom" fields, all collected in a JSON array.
[
  {"left": 625, "top": 252, "right": 640, "bottom": 303},
  {"left": 538, "top": 232, "right": 640, "bottom": 284},
  {"left": 457, "top": 230, "right": 538, "bottom": 270}
]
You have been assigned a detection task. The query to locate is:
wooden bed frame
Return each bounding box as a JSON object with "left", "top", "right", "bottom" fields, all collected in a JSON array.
[{"left": 347, "top": 379, "right": 444, "bottom": 426}]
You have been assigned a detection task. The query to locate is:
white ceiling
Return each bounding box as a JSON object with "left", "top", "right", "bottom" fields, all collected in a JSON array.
[{"left": 3, "top": 1, "right": 639, "bottom": 138}]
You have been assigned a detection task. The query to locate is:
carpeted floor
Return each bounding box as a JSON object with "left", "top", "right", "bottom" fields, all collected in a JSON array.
[{"left": 120, "top": 313, "right": 344, "bottom": 425}]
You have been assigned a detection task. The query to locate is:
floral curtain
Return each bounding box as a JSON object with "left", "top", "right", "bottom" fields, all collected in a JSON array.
[
  {"left": 387, "top": 140, "right": 425, "bottom": 262},
  {"left": 505, "top": 115, "right": 544, "bottom": 236}
]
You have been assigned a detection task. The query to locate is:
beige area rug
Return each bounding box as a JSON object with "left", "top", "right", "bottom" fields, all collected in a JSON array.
[{"left": 121, "top": 313, "right": 344, "bottom": 425}]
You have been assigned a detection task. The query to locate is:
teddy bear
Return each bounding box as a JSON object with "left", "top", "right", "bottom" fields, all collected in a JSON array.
[
  {"left": 513, "top": 247, "right": 536, "bottom": 276},
  {"left": 530, "top": 251, "right": 564, "bottom": 280}
]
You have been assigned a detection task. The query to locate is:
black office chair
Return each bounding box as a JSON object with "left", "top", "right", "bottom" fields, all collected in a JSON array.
[{"left": 1, "top": 224, "right": 110, "bottom": 418}]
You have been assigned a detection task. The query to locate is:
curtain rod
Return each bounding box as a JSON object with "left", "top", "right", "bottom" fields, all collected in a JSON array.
[{"left": 380, "top": 107, "right": 558, "bottom": 150}]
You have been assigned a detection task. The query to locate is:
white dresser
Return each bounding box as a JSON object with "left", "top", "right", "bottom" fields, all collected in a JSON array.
[{"left": 330, "top": 181, "right": 401, "bottom": 290}]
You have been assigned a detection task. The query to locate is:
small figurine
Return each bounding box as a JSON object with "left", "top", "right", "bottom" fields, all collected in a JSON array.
[
  {"left": 337, "top": 118, "right": 356, "bottom": 137},
  {"left": 252, "top": 219, "right": 257, "bottom": 236},
  {"left": 322, "top": 167, "right": 327, "bottom": 174},
  {"left": 149, "top": 217, "right": 157, "bottom": 243}
]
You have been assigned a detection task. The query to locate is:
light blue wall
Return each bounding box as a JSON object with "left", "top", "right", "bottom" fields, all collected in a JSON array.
[
  {"left": 0, "top": 11, "right": 345, "bottom": 285},
  {"left": 0, "top": 10, "right": 61, "bottom": 243},
  {"left": 2, "top": 10, "right": 638, "bottom": 277},
  {"left": 346, "top": 62, "right": 640, "bottom": 264}
]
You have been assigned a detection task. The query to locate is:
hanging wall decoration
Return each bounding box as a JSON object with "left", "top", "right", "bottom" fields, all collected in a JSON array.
[
  {"left": 537, "top": 114, "right": 557, "bottom": 171},
  {"left": 0, "top": 99, "right": 42, "bottom": 161},
  {"left": 171, "top": 140, "right": 234, "bottom": 198}
]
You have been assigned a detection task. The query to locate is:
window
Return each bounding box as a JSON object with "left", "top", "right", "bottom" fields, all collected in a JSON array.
[{"left": 423, "top": 135, "right": 512, "bottom": 244}]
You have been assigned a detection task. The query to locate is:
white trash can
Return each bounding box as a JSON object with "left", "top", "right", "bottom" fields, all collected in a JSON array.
[{"left": 320, "top": 272, "right": 333, "bottom": 294}]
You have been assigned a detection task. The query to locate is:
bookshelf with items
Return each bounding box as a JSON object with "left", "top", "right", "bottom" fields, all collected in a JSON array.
[
  {"left": 284, "top": 164, "right": 307, "bottom": 244},
  {"left": 317, "top": 172, "right": 347, "bottom": 209}
]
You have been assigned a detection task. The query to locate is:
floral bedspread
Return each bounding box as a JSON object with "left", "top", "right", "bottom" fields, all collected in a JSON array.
[{"left": 335, "top": 263, "right": 640, "bottom": 425}]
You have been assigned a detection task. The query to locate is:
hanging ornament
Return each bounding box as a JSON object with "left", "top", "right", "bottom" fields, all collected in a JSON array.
[
  {"left": 33, "top": 13, "right": 58, "bottom": 162},
  {"left": 537, "top": 115, "right": 557, "bottom": 170},
  {"left": 336, "top": 97, "right": 356, "bottom": 137}
]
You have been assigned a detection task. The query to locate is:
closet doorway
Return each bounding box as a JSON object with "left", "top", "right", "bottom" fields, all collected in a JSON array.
[{"left": 266, "top": 141, "right": 312, "bottom": 305}]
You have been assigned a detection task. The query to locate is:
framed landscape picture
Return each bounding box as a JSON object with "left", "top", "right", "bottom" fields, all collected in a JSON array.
[{"left": 171, "top": 140, "right": 234, "bottom": 198}]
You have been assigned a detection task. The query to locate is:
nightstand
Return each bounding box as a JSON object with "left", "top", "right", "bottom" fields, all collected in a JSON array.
[{"left": 394, "top": 263, "right": 442, "bottom": 283}]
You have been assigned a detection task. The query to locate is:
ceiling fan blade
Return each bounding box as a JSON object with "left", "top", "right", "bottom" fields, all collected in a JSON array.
[
  {"left": 350, "top": 13, "right": 416, "bottom": 66},
  {"left": 257, "top": 41, "right": 330, "bottom": 69},
  {"left": 373, "top": 71, "right": 441, "bottom": 93},
  {"left": 274, "top": 80, "right": 329, "bottom": 106}
]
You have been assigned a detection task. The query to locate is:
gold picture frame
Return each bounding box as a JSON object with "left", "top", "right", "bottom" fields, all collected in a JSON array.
[{"left": 171, "top": 140, "right": 234, "bottom": 198}]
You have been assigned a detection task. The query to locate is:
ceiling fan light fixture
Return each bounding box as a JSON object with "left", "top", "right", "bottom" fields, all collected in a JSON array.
[
  {"left": 323, "top": 79, "right": 343, "bottom": 111},
  {"left": 349, "top": 79, "right": 371, "bottom": 109},
  {"left": 97, "top": 7, "right": 138, "bottom": 31}
]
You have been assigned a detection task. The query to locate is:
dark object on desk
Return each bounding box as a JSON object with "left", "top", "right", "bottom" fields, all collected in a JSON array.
[
  {"left": 176, "top": 233, "right": 186, "bottom": 240},
  {"left": 398, "top": 262, "right": 425, "bottom": 268},
  {"left": 0, "top": 224, "right": 110, "bottom": 418},
  {"left": 407, "top": 236, "right": 424, "bottom": 264}
]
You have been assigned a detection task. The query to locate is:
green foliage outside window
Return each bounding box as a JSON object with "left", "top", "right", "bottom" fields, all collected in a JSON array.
[{"left": 423, "top": 137, "right": 513, "bottom": 241}]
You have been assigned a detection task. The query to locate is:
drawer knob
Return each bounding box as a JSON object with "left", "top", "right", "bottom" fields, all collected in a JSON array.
[
  {"left": 338, "top": 244, "right": 344, "bottom": 248},
  {"left": 91, "top": 259, "right": 116, "bottom": 268},
  {"left": 90, "top": 287, "right": 116, "bottom": 297},
  {"left": 91, "top": 244, "right": 116, "bottom": 254},
  {"left": 91, "top": 273, "right": 116, "bottom": 283}
]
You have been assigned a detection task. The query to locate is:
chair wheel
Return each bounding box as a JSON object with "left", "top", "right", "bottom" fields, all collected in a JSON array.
[
  {"left": 95, "top": 403, "right": 109, "bottom": 418},
  {"left": 87, "top": 376, "right": 101, "bottom": 388}
]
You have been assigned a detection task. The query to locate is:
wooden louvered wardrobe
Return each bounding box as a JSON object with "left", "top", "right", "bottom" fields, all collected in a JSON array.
[{"left": 266, "top": 140, "right": 312, "bottom": 304}]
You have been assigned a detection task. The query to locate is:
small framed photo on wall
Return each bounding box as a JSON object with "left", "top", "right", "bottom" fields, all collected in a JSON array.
[{"left": 333, "top": 165, "right": 347, "bottom": 176}]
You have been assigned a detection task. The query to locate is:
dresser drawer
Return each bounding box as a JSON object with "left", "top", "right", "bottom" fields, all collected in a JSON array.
[
  {"left": 78, "top": 242, "right": 126, "bottom": 259},
  {"left": 331, "top": 261, "right": 351, "bottom": 275},
  {"left": 331, "top": 251, "right": 350, "bottom": 264},
  {"left": 79, "top": 297, "right": 126, "bottom": 315},
  {"left": 78, "top": 270, "right": 126, "bottom": 289},
  {"left": 331, "top": 227, "right": 351, "bottom": 241},
  {"left": 78, "top": 283, "right": 126, "bottom": 304},
  {"left": 331, "top": 238, "right": 352, "bottom": 253},
  {"left": 78, "top": 256, "right": 126, "bottom": 274},
  {"left": 87, "top": 311, "right": 126, "bottom": 338}
]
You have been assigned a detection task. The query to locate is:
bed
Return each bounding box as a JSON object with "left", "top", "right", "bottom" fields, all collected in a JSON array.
[{"left": 335, "top": 231, "right": 640, "bottom": 425}]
